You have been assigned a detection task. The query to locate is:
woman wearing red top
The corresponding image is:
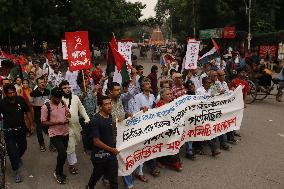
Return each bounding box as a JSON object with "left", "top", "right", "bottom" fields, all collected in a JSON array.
[{"left": 155, "top": 88, "right": 183, "bottom": 172}]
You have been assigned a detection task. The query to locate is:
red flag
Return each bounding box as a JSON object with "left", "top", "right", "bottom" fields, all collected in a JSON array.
[
  {"left": 110, "top": 42, "right": 125, "bottom": 72},
  {"left": 111, "top": 34, "right": 118, "bottom": 50},
  {"left": 211, "top": 38, "right": 220, "bottom": 52},
  {"left": 19, "top": 55, "right": 25, "bottom": 65},
  {"left": 65, "top": 31, "right": 92, "bottom": 71}
]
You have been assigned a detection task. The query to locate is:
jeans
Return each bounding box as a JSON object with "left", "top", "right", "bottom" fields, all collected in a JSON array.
[
  {"left": 4, "top": 128, "right": 27, "bottom": 171},
  {"left": 50, "top": 135, "right": 69, "bottom": 175},
  {"left": 88, "top": 157, "right": 118, "bottom": 189},
  {"left": 185, "top": 141, "right": 193, "bottom": 155},
  {"left": 123, "top": 175, "right": 134, "bottom": 189},
  {"left": 34, "top": 110, "right": 45, "bottom": 146}
]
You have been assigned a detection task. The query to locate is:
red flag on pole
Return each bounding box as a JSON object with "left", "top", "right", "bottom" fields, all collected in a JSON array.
[
  {"left": 65, "top": 31, "right": 92, "bottom": 71},
  {"left": 110, "top": 42, "right": 126, "bottom": 72},
  {"left": 110, "top": 34, "right": 118, "bottom": 50},
  {"left": 211, "top": 38, "right": 220, "bottom": 52}
]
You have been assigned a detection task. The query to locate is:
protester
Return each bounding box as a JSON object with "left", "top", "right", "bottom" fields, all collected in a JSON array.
[
  {"left": 0, "top": 84, "right": 34, "bottom": 183},
  {"left": 65, "top": 68, "right": 79, "bottom": 92},
  {"left": 134, "top": 78, "right": 160, "bottom": 177},
  {"left": 20, "top": 79, "right": 34, "bottom": 136},
  {"left": 30, "top": 76, "right": 51, "bottom": 152},
  {"left": 60, "top": 80, "right": 90, "bottom": 175},
  {"left": 147, "top": 65, "right": 159, "bottom": 97},
  {"left": 28, "top": 71, "right": 37, "bottom": 89},
  {"left": 86, "top": 96, "right": 119, "bottom": 189},
  {"left": 156, "top": 88, "right": 183, "bottom": 171},
  {"left": 41, "top": 87, "right": 70, "bottom": 184},
  {"left": 229, "top": 68, "right": 248, "bottom": 108},
  {"left": 48, "top": 63, "right": 64, "bottom": 88},
  {"left": 91, "top": 63, "right": 104, "bottom": 85},
  {"left": 209, "top": 70, "right": 230, "bottom": 151},
  {"left": 74, "top": 72, "right": 98, "bottom": 153},
  {"left": 31, "top": 60, "right": 43, "bottom": 79},
  {"left": 216, "top": 69, "right": 229, "bottom": 94},
  {"left": 121, "top": 67, "right": 140, "bottom": 113},
  {"left": 172, "top": 72, "right": 186, "bottom": 99},
  {"left": 196, "top": 77, "right": 221, "bottom": 156},
  {"left": 136, "top": 65, "right": 144, "bottom": 86},
  {"left": 14, "top": 76, "right": 22, "bottom": 95}
]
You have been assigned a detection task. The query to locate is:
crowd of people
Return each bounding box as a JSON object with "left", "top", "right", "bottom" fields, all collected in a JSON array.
[{"left": 0, "top": 46, "right": 283, "bottom": 189}]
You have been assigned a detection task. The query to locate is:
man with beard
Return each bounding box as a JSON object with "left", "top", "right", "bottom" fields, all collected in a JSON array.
[
  {"left": 0, "top": 84, "right": 35, "bottom": 183},
  {"left": 59, "top": 80, "right": 90, "bottom": 175}
]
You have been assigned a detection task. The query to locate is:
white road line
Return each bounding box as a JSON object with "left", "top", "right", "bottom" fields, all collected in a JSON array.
[{"left": 277, "top": 133, "right": 284, "bottom": 138}]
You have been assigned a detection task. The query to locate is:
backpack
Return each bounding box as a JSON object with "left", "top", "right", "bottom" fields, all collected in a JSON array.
[{"left": 45, "top": 100, "right": 67, "bottom": 121}]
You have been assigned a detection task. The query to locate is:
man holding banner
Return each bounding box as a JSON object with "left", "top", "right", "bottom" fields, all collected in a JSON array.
[{"left": 87, "top": 96, "right": 119, "bottom": 189}]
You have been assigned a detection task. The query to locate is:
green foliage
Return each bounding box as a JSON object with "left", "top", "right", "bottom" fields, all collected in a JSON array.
[
  {"left": 155, "top": 0, "right": 284, "bottom": 42},
  {"left": 0, "top": 0, "right": 145, "bottom": 46}
]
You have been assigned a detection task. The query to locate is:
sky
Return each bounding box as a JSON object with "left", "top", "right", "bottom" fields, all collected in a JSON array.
[{"left": 127, "top": 0, "right": 157, "bottom": 19}]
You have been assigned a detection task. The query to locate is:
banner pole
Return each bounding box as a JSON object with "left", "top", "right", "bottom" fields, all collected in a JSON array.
[{"left": 82, "top": 70, "right": 86, "bottom": 92}]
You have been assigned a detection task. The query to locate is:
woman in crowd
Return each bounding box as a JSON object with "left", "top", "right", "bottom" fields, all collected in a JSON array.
[{"left": 20, "top": 79, "right": 34, "bottom": 136}]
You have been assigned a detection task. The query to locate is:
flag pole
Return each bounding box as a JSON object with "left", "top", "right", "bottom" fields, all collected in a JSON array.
[{"left": 82, "top": 70, "right": 86, "bottom": 92}]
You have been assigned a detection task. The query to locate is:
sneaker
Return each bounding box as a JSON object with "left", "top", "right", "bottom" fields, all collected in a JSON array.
[
  {"left": 53, "top": 173, "right": 66, "bottom": 184},
  {"left": 40, "top": 145, "right": 46, "bottom": 152},
  {"left": 220, "top": 144, "right": 230, "bottom": 151},
  {"left": 212, "top": 150, "right": 221, "bottom": 157},
  {"left": 171, "top": 162, "right": 183, "bottom": 172},
  {"left": 15, "top": 171, "right": 22, "bottom": 183},
  {"left": 227, "top": 139, "right": 237, "bottom": 144},
  {"left": 234, "top": 132, "right": 241, "bottom": 137}
]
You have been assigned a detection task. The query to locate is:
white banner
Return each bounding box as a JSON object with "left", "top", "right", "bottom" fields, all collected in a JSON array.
[
  {"left": 62, "top": 40, "right": 68, "bottom": 60},
  {"left": 116, "top": 86, "right": 244, "bottom": 176},
  {"left": 185, "top": 39, "right": 200, "bottom": 69},
  {"left": 118, "top": 41, "right": 132, "bottom": 65}
]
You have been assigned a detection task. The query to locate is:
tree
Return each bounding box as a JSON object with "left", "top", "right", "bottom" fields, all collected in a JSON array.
[{"left": 0, "top": 0, "right": 145, "bottom": 47}]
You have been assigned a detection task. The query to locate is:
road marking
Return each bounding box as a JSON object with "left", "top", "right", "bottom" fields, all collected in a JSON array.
[{"left": 277, "top": 133, "right": 284, "bottom": 138}]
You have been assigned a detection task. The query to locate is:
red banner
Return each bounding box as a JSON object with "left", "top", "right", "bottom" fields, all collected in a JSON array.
[
  {"left": 259, "top": 45, "right": 277, "bottom": 60},
  {"left": 224, "top": 27, "right": 236, "bottom": 39},
  {"left": 65, "top": 31, "right": 92, "bottom": 71}
]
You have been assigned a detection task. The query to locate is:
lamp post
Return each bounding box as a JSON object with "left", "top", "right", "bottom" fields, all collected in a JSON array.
[{"left": 244, "top": 0, "right": 252, "bottom": 50}]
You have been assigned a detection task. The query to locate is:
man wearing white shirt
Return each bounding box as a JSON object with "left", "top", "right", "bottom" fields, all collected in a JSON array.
[
  {"left": 134, "top": 78, "right": 155, "bottom": 113},
  {"left": 185, "top": 69, "right": 202, "bottom": 90},
  {"left": 60, "top": 80, "right": 90, "bottom": 175},
  {"left": 65, "top": 68, "right": 78, "bottom": 92},
  {"left": 196, "top": 77, "right": 221, "bottom": 156},
  {"left": 133, "top": 78, "right": 160, "bottom": 178},
  {"left": 216, "top": 69, "right": 230, "bottom": 93},
  {"left": 196, "top": 77, "right": 212, "bottom": 96}
]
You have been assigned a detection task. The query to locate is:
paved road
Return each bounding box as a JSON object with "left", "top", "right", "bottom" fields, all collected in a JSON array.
[{"left": 5, "top": 58, "right": 284, "bottom": 189}]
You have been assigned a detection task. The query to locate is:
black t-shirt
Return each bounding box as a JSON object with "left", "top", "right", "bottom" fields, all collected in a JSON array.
[
  {"left": 0, "top": 96, "right": 29, "bottom": 129},
  {"left": 30, "top": 88, "right": 50, "bottom": 112},
  {"left": 90, "top": 113, "right": 114, "bottom": 155}
]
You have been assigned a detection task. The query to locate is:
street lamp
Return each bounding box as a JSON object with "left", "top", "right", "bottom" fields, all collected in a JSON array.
[{"left": 244, "top": 0, "right": 252, "bottom": 50}]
